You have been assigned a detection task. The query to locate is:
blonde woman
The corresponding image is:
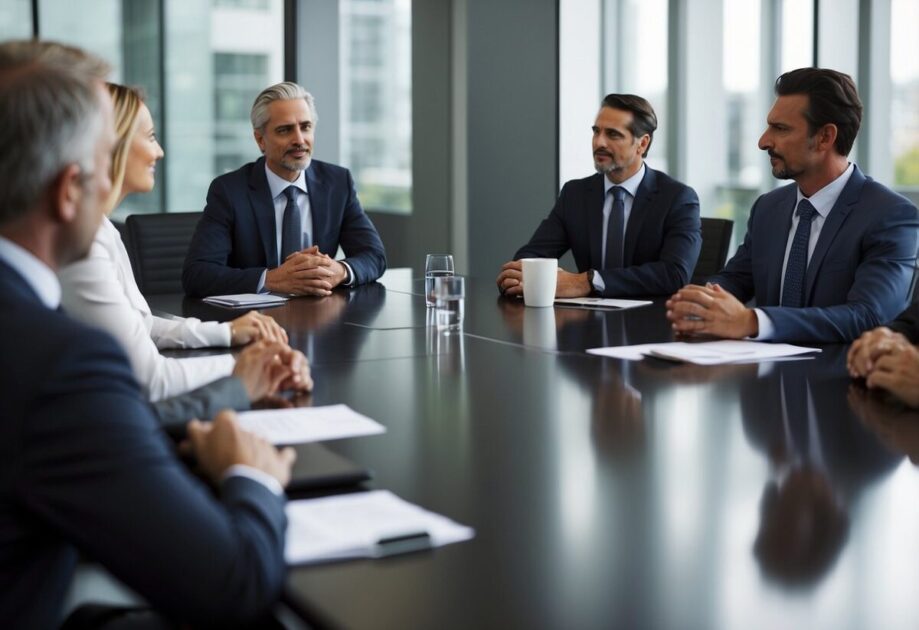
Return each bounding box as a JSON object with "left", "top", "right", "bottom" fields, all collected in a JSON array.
[{"left": 60, "top": 83, "right": 294, "bottom": 401}]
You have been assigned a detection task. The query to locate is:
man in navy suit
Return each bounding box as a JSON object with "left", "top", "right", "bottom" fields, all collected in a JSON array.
[
  {"left": 183, "top": 82, "right": 386, "bottom": 298},
  {"left": 667, "top": 68, "right": 919, "bottom": 343},
  {"left": 0, "top": 41, "right": 295, "bottom": 627},
  {"left": 496, "top": 93, "right": 702, "bottom": 298}
]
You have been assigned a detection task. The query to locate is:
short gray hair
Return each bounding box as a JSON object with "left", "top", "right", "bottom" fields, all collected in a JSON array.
[
  {"left": 250, "top": 81, "right": 317, "bottom": 131},
  {"left": 0, "top": 40, "right": 109, "bottom": 225}
]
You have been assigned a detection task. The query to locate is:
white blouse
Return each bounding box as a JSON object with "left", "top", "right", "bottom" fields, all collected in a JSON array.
[{"left": 59, "top": 217, "right": 235, "bottom": 401}]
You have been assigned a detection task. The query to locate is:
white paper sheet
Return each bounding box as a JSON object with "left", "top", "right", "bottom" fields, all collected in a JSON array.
[
  {"left": 587, "top": 340, "right": 820, "bottom": 365},
  {"left": 202, "top": 293, "right": 288, "bottom": 308},
  {"left": 554, "top": 297, "right": 652, "bottom": 310},
  {"left": 285, "top": 490, "right": 475, "bottom": 565},
  {"left": 236, "top": 404, "right": 385, "bottom": 445}
]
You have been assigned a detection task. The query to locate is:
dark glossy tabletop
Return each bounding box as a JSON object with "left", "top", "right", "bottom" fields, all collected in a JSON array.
[{"left": 155, "top": 271, "right": 919, "bottom": 630}]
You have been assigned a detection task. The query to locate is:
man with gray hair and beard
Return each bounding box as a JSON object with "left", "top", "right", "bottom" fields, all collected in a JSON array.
[
  {"left": 0, "top": 40, "right": 294, "bottom": 628},
  {"left": 497, "top": 93, "right": 701, "bottom": 299},
  {"left": 183, "top": 81, "right": 387, "bottom": 298}
]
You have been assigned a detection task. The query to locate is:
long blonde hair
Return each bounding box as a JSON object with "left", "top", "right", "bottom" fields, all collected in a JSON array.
[{"left": 104, "top": 83, "right": 144, "bottom": 213}]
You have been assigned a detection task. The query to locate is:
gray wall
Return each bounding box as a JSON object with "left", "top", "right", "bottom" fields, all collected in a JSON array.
[{"left": 464, "top": 0, "right": 559, "bottom": 279}]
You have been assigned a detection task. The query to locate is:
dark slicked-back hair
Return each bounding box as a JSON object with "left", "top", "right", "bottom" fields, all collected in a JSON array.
[
  {"left": 600, "top": 93, "right": 658, "bottom": 157},
  {"left": 774, "top": 68, "right": 862, "bottom": 156}
]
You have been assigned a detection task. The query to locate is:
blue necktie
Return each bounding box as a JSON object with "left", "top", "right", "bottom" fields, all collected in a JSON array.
[
  {"left": 605, "top": 186, "right": 626, "bottom": 269},
  {"left": 781, "top": 199, "right": 818, "bottom": 308},
  {"left": 280, "top": 185, "right": 301, "bottom": 265}
]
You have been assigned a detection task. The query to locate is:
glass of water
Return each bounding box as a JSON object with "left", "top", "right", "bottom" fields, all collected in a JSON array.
[
  {"left": 434, "top": 276, "right": 465, "bottom": 331},
  {"left": 425, "top": 254, "right": 454, "bottom": 307}
]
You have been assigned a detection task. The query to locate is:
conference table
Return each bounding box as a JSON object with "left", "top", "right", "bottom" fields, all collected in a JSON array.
[{"left": 155, "top": 270, "right": 919, "bottom": 629}]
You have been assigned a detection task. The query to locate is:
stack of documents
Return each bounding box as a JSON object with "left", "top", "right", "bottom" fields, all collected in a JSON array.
[
  {"left": 285, "top": 490, "right": 475, "bottom": 565},
  {"left": 587, "top": 340, "right": 820, "bottom": 365},
  {"left": 202, "top": 293, "right": 289, "bottom": 308},
  {"left": 237, "top": 404, "right": 385, "bottom": 445},
  {"left": 554, "top": 297, "right": 652, "bottom": 310}
]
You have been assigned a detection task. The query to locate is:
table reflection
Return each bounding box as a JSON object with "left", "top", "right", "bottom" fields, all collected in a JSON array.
[{"left": 740, "top": 350, "right": 901, "bottom": 587}]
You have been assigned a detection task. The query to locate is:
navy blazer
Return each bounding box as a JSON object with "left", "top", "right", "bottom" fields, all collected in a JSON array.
[
  {"left": 0, "top": 260, "right": 286, "bottom": 627},
  {"left": 183, "top": 157, "right": 387, "bottom": 297},
  {"left": 711, "top": 166, "right": 919, "bottom": 343},
  {"left": 513, "top": 167, "right": 702, "bottom": 297}
]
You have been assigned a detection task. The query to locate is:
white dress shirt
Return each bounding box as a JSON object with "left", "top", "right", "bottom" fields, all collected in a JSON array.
[
  {"left": 0, "top": 236, "right": 61, "bottom": 308},
  {"left": 753, "top": 163, "right": 855, "bottom": 339},
  {"left": 592, "top": 163, "right": 646, "bottom": 293},
  {"left": 59, "top": 217, "right": 236, "bottom": 401},
  {"left": 257, "top": 163, "right": 355, "bottom": 291}
]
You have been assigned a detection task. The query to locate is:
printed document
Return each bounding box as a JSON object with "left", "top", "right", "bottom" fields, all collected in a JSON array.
[
  {"left": 202, "top": 293, "right": 288, "bottom": 308},
  {"left": 285, "top": 490, "right": 475, "bottom": 565},
  {"left": 587, "top": 340, "right": 820, "bottom": 365},
  {"left": 237, "top": 404, "right": 385, "bottom": 445}
]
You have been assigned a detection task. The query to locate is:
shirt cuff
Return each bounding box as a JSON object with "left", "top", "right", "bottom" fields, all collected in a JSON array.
[
  {"left": 751, "top": 308, "right": 774, "bottom": 340},
  {"left": 223, "top": 464, "right": 284, "bottom": 496},
  {"left": 219, "top": 322, "right": 233, "bottom": 346},
  {"left": 591, "top": 269, "right": 605, "bottom": 293},
  {"left": 340, "top": 260, "right": 355, "bottom": 287},
  {"left": 257, "top": 270, "right": 268, "bottom": 294}
]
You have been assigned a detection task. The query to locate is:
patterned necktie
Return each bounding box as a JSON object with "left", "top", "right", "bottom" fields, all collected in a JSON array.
[
  {"left": 280, "top": 185, "right": 301, "bottom": 265},
  {"left": 605, "top": 186, "right": 626, "bottom": 269},
  {"left": 781, "top": 198, "right": 818, "bottom": 308}
]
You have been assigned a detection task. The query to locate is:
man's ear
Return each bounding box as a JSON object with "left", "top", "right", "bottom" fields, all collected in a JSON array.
[
  {"left": 51, "top": 164, "right": 83, "bottom": 224},
  {"left": 816, "top": 124, "right": 838, "bottom": 153},
  {"left": 253, "top": 129, "right": 266, "bottom": 154}
]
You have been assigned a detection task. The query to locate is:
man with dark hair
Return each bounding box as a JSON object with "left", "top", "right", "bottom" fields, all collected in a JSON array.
[
  {"left": 0, "top": 40, "right": 294, "bottom": 627},
  {"left": 667, "top": 68, "right": 919, "bottom": 343},
  {"left": 496, "top": 94, "right": 701, "bottom": 299}
]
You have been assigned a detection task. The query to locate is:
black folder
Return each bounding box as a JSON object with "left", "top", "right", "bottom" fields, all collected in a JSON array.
[{"left": 286, "top": 443, "right": 372, "bottom": 494}]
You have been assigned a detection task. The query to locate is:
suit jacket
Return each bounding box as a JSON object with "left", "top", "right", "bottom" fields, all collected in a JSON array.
[
  {"left": 154, "top": 375, "right": 250, "bottom": 437},
  {"left": 513, "top": 167, "right": 702, "bottom": 297},
  {"left": 710, "top": 166, "right": 919, "bottom": 343},
  {"left": 889, "top": 301, "right": 919, "bottom": 343},
  {"left": 0, "top": 260, "right": 286, "bottom": 628},
  {"left": 183, "top": 157, "right": 387, "bottom": 297}
]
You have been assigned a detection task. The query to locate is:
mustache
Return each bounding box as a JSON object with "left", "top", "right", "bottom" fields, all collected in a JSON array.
[
  {"left": 593, "top": 149, "right": 612, "bottom": 158},
  {"left": 286, "top": 145, "right": 310, "bottom": 155},
  {"left": 767, "top": 150, "right": 783, "bottom": 160}
]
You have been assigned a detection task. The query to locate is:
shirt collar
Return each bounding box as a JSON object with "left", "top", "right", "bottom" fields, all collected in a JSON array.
[
  {"left": 603, "top": 162, "right": 646, "bottom": 199},
  {"left": 0, "top": 235, "right": 61, "bottom": 308},
  {"left": 795, "top": 162, "right": 855, "bottom": 218},
  {"left": 264, "top": 162, "right": 308, "bottom": 200}
]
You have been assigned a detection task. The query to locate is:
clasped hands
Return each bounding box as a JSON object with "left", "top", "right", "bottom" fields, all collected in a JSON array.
[
  {"left": 227, "top": 311, "right": 312, "bottom": 401},
  {"left": 265, "top": 245, "right": 349, "bottom": 296},
  {"left": 847, "top": 327, "right": 919, "bottom": 407},
  {"left": 665, "top": 283, "right": 758, "bottom": 339}
]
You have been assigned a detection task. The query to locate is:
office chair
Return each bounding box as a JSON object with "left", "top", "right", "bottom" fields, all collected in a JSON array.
[
  {"left": 124, "top": 212, "right": 202, "bottom": 296},
  {"left": 691, "top": 217, "right": 734, "bottom": 284}
]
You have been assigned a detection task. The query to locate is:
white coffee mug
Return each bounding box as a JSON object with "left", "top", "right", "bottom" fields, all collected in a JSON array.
[{"left": 521, "top": 258, "right": 557, "bottom": 307}]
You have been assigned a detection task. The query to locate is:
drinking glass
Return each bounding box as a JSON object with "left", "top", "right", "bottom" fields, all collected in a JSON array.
[
  {"left": 425, "top": 254, "right": 454, "bottom": 307},
  {"left": 434, "top": 276, "right": 465, "bottom": 331}
]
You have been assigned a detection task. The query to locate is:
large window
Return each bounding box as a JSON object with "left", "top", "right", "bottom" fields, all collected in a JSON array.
[
  {"left": 31, "top": 0, "right": 284, "bottom": 216},
  {"left": 718, "top": 0, "right": 814, "bottom": 245},
  {"left": 602, "top": 0, "right": 669, "bottom": 174},
  {"left": 0, "top": 0, "right": 32, "bottom": 39},
  {"left": 891, "top": 0, "right": 919, "bottom": 188},
  {"left": 339, "top": 0, "right": 412, "bottom": 213}
]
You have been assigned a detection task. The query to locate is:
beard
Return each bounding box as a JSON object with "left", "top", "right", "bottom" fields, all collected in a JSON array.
[
  {"left": 769, "top": 154, "right": 805, "bottom": 180},
  {"left": 281, "top": 147, "right": 311, "bottom": 172}
]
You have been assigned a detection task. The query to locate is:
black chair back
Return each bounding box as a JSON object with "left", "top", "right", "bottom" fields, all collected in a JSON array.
[
  {"left": 692, "top": 217, "right": 734, "bottom": 284},
  {"left": 124, "top": 212, "right": 202, "bottom": 296}
]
